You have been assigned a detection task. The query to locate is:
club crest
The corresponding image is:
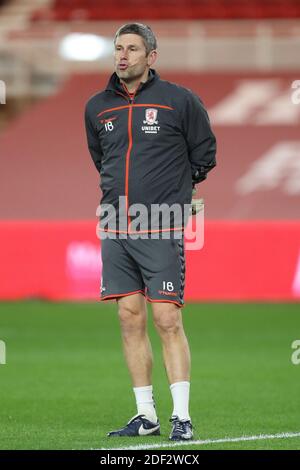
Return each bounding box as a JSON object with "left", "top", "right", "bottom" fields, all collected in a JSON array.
[{"left": 144, "top": 108, "right": 158, "bottom": 125}]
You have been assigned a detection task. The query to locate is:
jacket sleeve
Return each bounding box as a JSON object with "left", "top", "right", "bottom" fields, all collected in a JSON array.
[
  {"left": 182, "top": 91, "right": 217, "bottom": 184},
  {"left": 84, "top": 104, "right": 103, "bottom": 174}
]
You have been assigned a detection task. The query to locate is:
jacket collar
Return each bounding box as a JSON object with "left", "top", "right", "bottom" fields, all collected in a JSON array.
[{"left": 105, "top": 68, "right": 159, "bottom": 95}]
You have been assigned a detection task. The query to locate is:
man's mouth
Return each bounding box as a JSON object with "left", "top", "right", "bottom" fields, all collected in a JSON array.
[{"left": 118, "top": 64, "right": 128, "bottom": 70}]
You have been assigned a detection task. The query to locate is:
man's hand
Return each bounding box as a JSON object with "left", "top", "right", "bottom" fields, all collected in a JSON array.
[{"left": 191, "top": 187, "right": 204, "bottom": 215}]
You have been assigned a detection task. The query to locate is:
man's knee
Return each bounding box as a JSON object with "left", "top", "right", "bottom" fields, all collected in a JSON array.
[
  {"left": 117, "top": 294, "right": 147, "bottom": 335},
  {"left": 152, "top": 304, "right": 183, "bottom": 336}
]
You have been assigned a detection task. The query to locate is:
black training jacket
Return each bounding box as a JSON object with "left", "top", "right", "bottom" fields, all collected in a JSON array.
[{"left": 85, "top": 69, "right": 216, "bottom": 234}]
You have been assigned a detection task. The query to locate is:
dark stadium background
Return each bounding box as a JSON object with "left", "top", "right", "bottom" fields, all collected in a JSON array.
[{"left": 0, "top": 0, "right": 300, "bottom": 451}]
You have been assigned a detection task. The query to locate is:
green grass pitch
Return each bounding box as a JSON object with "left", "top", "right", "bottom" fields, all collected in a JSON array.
[{"left": 0, "top": 301, "right": 300, "bottom": 450}]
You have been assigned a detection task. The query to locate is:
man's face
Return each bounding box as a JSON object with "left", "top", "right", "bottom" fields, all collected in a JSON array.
[{"left": 114, "top": 33, "right": 154, "bottom": 82}]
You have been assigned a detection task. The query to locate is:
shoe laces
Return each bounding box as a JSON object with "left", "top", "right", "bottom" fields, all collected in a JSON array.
[
  {"left": 127, "top": 414, "right": 144, "bottom": 425},
  {"left": 170, "top": 417, "right": 191, "bottom": 433}
]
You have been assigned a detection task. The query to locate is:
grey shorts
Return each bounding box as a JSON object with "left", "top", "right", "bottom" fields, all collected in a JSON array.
[{"left": 100, "top": 236, "right": 185, "bottom": 308}]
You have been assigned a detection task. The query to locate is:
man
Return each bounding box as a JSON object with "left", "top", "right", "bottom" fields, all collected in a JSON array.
[{"left": 85, "top": 23, "right": 216, "bottom": 441}]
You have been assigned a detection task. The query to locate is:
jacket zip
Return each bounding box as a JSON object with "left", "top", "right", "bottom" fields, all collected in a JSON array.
[
  {"left": 102, "top": 82, "right": 174, "bottom": 234},
  {"left": 125, "top": 102, "right": 133, "bottom": 230},
  {"left": 121, "top": 83, "right": 140, "bottom": 232}
]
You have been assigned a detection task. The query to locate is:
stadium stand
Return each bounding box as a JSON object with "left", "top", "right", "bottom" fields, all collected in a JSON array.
[
  {"left": 1, "top": 70, "right": 300, "bottom": 220},
  {"left": 31, "top": 0, "right": 300, "bottom": 22}
]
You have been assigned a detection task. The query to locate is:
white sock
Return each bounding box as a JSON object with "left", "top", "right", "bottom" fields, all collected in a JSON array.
[
  {"left": 170, "top": 381, "right": 191, "bottom": 421},
  {"left": 133, "top": 385, "right": 158, "bottom": 423}
]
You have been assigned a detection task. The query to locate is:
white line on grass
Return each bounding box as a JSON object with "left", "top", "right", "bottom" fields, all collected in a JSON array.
[{"left": 97, "top": 431, "right": 300, "bottom": 451}]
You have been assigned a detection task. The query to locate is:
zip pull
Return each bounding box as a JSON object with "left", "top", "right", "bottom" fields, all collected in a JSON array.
[
  {"left": 121, "top": 82, "right": 139, "bottom": 104},
  {"left": 128, "top": 92, "right": 135, "bottom": 104}
]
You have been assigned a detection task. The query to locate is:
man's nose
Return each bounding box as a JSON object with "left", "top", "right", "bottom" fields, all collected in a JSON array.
[{"left": 120, "top": 49, "right": 128, "bottom": 60}]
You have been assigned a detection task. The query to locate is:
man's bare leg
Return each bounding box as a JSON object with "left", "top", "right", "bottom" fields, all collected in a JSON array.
[
  {"left": 117, "top": 293, "right": 153, "bottom": 387},
  {"left": 116, "top": 293, "right": 158, "bottom": 424},
  {"left": 152, "top": 302, "right": 191, "bottom": 423},
  {"left": 152, "top": 302, "right": 190, "bottom": 383}
]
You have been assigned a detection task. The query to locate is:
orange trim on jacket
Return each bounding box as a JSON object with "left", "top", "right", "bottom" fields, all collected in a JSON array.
[
  {"left": 122, "top": 82, "right": 140, "bottom": 228},
  {"left": 97, "top": 103, "right": 174, "bottom": 118}
]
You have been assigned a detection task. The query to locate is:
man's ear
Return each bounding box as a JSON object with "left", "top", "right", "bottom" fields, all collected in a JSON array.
[{"left": 147, "top": 50, "right": 157, "bottom": 67}]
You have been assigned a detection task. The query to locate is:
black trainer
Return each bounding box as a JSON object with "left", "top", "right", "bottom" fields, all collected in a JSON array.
[
  {"left": 169, "top": 416, "right": 193, "bottom": 441},
  {"left": 107, "top": 414, "right": 160, "bottom": 437}
]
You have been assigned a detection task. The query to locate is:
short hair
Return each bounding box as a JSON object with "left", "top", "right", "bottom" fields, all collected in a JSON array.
[{"left": 114, "top": 23, "right": 157, "bottom": 55}]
